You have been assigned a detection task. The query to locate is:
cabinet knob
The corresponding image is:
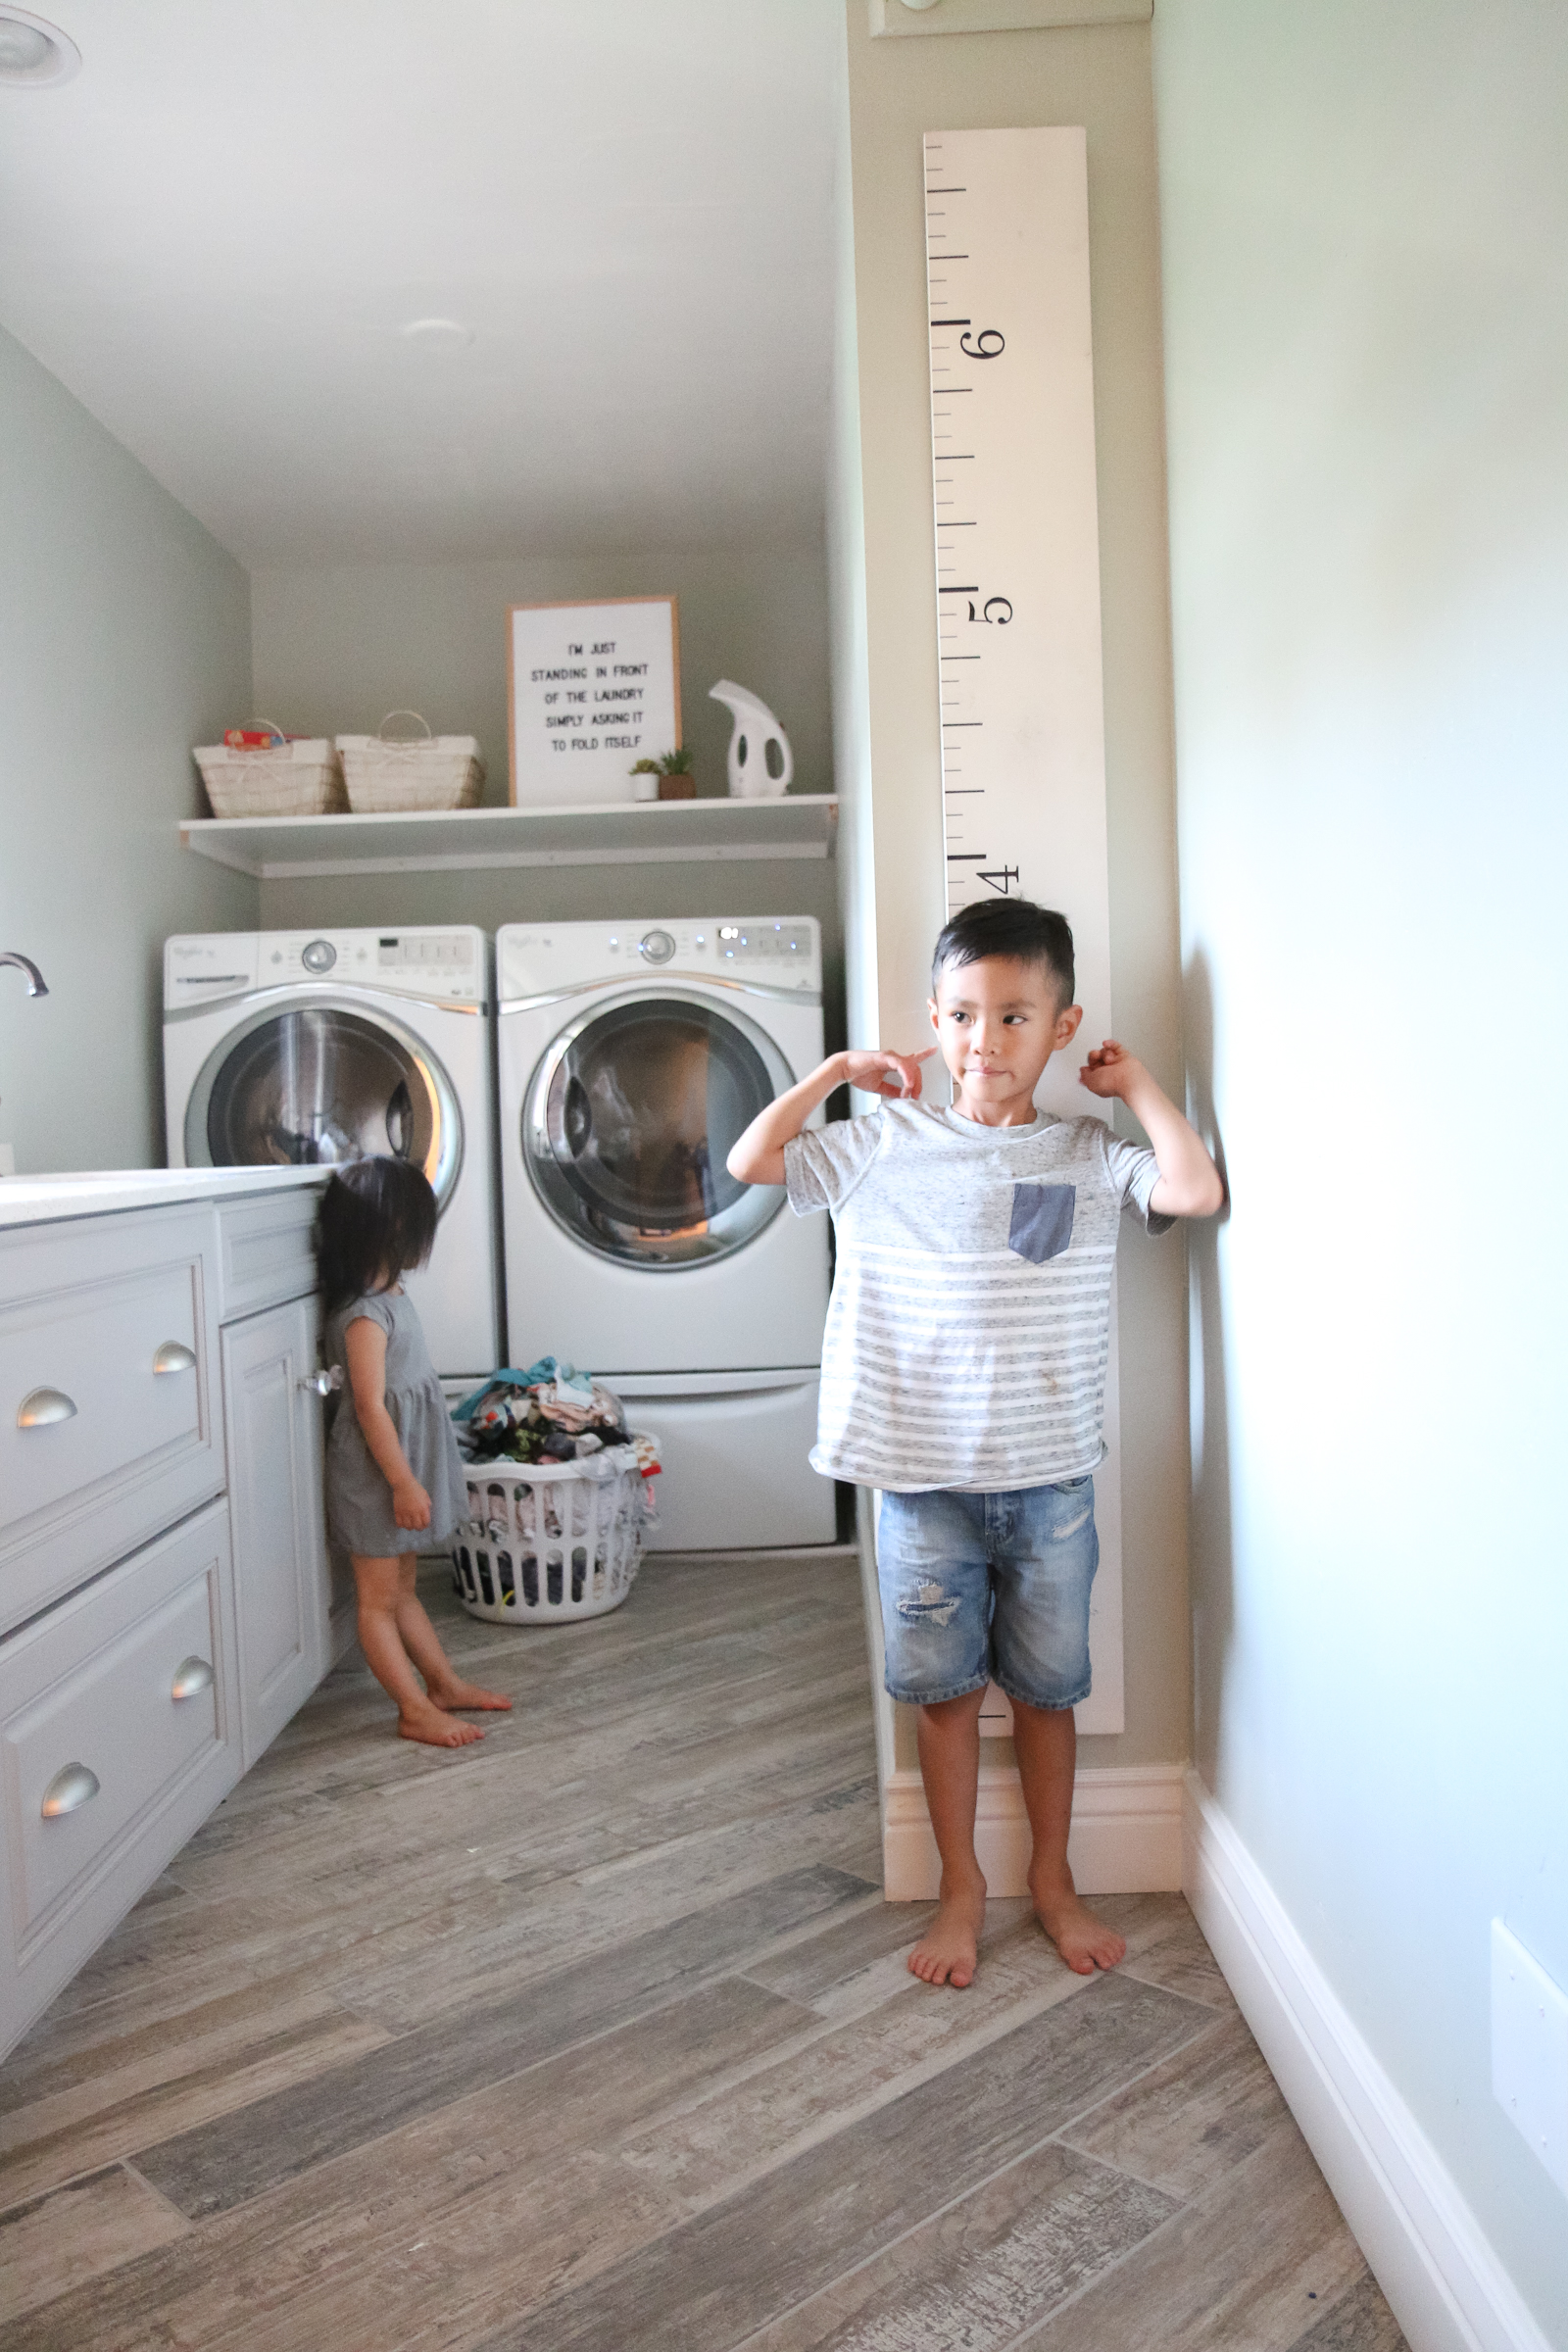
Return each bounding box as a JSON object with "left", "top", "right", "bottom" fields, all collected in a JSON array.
[
  {"left": 41, "top": 1763, "right": 100, "bottom": 1819},
  {"left": 171, "top": 1654, "right": 216, "bottom": 1701},
  {"left": 18, "top": 1387, "right": 77, "bottom": 1430},
  {"left": 298, "top": 1367, "right": 343, "bottom": 1397},
  {"left": 153, "top": 1342, "right": 197, "bottom": 1377}
]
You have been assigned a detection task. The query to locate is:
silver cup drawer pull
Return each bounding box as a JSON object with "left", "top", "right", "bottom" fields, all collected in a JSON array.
[
  {"left": 298, "top": 1366, "right": 343, "bottom": 1397},
  {"left": 153, "top": 1342, "right": 197, "bottom": 1377},
  {"left": 41, "top": 1763, "right": 100, "bottom": 1819},
  {"left": 18, "top": 1387, "right": 77, "bottom": 1430},
  {"left": 171, "top": 1654, "right": 215, "bottom": 1701}
]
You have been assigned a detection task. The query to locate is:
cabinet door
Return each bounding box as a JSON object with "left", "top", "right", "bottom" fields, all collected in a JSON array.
[
  {"left": 221, "top": 1296, "right": 330, "bottom": 1770},
  {"left": 0, "top": 1204, "right": 222, "bottom": 1637},
  {"left": 0, "top": 1498, "right": 241, "bottom": 2061}
]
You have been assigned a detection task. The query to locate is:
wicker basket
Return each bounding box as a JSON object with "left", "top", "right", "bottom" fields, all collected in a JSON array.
[
  {"left": 195, "top": 726, "right": 345, "bottom": 818},
  {"left": 450, "top": 1444, "right": 655, "bottom": 1625},
  {"left": 336, "top": 711, "right": 485, "bottom": 814}
]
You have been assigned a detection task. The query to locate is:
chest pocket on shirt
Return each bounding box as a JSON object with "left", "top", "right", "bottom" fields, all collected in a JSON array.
[{"left": 1008, "top": 1182, "right": 1076, "bottom": 1265}]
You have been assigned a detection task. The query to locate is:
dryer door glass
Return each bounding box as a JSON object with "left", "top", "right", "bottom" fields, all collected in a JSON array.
[
  {"left": 192, "top": 1007, "right": 463, "bottom": 1204},
  {"left": 525, "top": 995, "right": 791, "bottom": 1266}
]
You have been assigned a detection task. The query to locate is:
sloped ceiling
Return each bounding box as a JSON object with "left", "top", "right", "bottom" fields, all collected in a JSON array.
[{"left": 0, "top": 0, "right": 842, "bottom": 564}]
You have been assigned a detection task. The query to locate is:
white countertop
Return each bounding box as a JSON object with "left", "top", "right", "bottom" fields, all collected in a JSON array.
[{"left": 0, "top": 1164, "right": 328, "bottom": 1233}]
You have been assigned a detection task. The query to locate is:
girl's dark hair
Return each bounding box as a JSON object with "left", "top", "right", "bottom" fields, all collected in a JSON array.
[
  {"left": 931, "top": 897, "right": 1076, "bottom": 1010},
  {"left": 317, "top": 1158, "right": 439, "bottom": 1308}
]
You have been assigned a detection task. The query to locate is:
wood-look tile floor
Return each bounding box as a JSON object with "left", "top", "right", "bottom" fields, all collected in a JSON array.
[{"left": 0, "top": 1553, "right": 1407, "bottom": 2351}]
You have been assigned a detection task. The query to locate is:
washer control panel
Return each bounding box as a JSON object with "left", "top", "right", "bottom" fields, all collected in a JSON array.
[{"left": 638, "top": 929, "right": 676, "bottom": 964}]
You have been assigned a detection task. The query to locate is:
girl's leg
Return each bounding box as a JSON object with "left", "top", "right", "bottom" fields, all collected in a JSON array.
[
  {"left": 352, "top": 1554, "right": 484, "bottom": 1746},
  {"left": 392, "top": 1559, "right": 512, "bottom": 1713}
]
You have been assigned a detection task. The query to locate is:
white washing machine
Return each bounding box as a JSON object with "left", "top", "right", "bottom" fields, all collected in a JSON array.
[
  {"left": 496, "top": 916, "right": 834, "bottom": 1549},
  {"left": 164, "top": 927, "right": 500, "bottom": 1380}
]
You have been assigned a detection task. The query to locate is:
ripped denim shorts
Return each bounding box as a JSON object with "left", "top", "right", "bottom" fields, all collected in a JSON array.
[{"left": 875, "top": 1480, "right": 1098, "bottom": 1711}]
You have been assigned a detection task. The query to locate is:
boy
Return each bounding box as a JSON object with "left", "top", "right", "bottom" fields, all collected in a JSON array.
[{"left": 727, "top": 899, "right": 1222, "bottom": 1988}]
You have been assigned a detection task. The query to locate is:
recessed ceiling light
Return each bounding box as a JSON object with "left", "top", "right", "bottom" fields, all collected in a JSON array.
[
  {"left": 0, "top": 8, "right": 80, "bottom": 87},
  {"left": 399, "top": 318, "right": 475, "bottom": 349}
]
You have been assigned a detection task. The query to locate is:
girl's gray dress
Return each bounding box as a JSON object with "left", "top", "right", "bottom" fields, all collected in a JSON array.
[{"left": 323, "top": 1289, "right": 469, "bottom": 1557}]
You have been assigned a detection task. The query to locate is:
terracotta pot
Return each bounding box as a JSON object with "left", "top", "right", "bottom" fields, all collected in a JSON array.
[{"left": 657, "top": 772, "right": 697, "bottom": 800}]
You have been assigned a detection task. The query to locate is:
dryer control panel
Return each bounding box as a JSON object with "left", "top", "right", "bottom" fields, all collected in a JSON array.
[
  {"left": 165, "top": 928, "right": 487, "bottom": 1008},
  {"left": 498, "top": 917, "right": 821, "bottom": 999}
]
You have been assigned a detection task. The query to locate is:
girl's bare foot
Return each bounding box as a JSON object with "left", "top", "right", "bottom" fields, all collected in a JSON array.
[
  {"left": 398, "top": 1700, "right": 485, "bottom": 1747},
  {"left": 907, "top": 1873, "right": 987, "bottom": 1987},
  {"left": 427, "top": 1678, "right": 512, "bottom": 1713},
  {"left": 1030, "top": 1874, "right": 1126, "bottom": 1975}
]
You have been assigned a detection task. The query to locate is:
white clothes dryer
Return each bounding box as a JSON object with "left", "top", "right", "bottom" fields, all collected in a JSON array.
[
  {"left": 496, "top": 916, "right": 833, "bottom": 1548},
  {"left": 164, "top": 927, "right": 500, "bottom": 1380}
]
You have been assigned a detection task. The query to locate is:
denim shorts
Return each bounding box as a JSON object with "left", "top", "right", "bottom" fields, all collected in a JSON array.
[{"left": 876, "top": 1479, "right": 1098, "bottom": 1711}]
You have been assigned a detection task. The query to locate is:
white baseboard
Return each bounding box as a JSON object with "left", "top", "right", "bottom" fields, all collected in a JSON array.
[
  {"left": 1183, "top": 1771, "right": 1552, "bottom": 2352},
  {"left": 883, "top": 1762, "right": 1184, "bottom": 1900}
]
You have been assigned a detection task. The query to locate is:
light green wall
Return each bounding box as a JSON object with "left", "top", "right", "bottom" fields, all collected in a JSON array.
[
  {"left": 251, "top": 545, "right": 843, "bottom": 1038},
  {"left": 251, "top": 545, "right": 831, "bottom": 816},
  {"left": 838, "top": 5, "right": 1190, "bottom": 1773},
  {"left": 0, "top": 327, "right": 254, "bottom": 1174},
  {"left": 1155, "top": 2, "right": 1568, "bottom": 2333}
]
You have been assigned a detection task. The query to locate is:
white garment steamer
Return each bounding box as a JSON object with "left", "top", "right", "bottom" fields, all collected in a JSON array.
[{"left": 709, "top": 680, "right": 793, "bottom": 798}]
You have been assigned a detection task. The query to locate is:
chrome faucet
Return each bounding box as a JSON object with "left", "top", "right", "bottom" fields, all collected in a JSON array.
[{"left": 0, "top": 953, "right": 48, "bottom": 997}]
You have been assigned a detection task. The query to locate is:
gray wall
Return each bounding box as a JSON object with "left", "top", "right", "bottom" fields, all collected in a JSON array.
[
  {"left": 837, "top": 5, "right": 1189, "bottom": 1776},
  {"left": 0, "top": 326, "right": 255, "bottom": 1174},
  {"left": 1155, "top": 2, "right": 1568, "bottom": 2335}
]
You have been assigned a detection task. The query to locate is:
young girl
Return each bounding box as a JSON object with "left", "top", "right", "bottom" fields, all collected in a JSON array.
[{"left": 318, "top": 1159, "right": 511, "bottom": 1748}]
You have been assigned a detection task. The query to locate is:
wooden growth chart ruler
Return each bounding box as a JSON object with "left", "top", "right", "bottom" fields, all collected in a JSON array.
[{"left": 925, "top": 126, "right": 1125, "bottom": 1734}]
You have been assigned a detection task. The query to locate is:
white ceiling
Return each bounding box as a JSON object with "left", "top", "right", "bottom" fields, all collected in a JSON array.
[{"left": 0, "top": 1, "right": 843, "bottom": 565}]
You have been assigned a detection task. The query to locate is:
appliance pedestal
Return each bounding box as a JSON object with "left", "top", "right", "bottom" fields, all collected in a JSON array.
[{"left": 607, "top": 1368, "right": 833, "bottom": 1551}]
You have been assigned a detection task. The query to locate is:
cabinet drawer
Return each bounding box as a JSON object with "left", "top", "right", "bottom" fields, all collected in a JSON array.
[
  {"left": 216, "top": 1188, "right": 324, "bottom": 1322},
  {"left": 0, "top": 1499, "right": 241, "bottom": 2054},
  {"left": 0, "top": 1205, "right": 221, "bottom": 1634}
]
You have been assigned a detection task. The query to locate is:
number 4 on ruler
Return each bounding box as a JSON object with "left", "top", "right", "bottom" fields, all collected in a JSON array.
[{"left": 978, "top": 866, "right": 1020, "bottom": 894}]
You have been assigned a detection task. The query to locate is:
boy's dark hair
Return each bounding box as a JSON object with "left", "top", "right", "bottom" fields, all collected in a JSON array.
[
  {"left": 317, "top": 1157, "right": 439, "bottom": 1309},
  {"left": 931, "top": 897, "right": 1076, "bottom": 1009}
]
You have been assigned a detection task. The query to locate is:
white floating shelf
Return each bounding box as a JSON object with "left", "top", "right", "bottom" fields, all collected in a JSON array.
[{"left": 180, "top": 795, "right": 839, "bottom": 881}]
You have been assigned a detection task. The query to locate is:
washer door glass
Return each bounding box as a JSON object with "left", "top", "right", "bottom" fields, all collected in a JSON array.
[
  {"left": 188, "top": 1004, "right": 463, "bottom": 1204},
  {"left": 525, "top": 992, "right": 792, "bottom": 1266}
]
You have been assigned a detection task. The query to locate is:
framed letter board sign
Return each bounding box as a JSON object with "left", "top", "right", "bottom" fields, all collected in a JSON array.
[{"left": 508, "top": 595, "right": 681, "bottom": 807}]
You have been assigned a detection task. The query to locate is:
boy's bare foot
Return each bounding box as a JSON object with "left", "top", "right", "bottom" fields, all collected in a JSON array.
[
  {"left": 427, "top": 1678, "right": 513, "bottom": 1713},
  {"left": 398, "top": 1700, "right": 485, "bottom": 1748},
  {"left": 1030, "top": 1874, "right": 1126, "bottom": 1975},
  {"left": 907, "top": 1874, "right": 987, "bottom": 1988}
]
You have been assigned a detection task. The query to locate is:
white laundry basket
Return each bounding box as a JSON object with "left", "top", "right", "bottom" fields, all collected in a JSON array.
[{"left": 450, "top": 1444, "right": 654, "bottom": 1624}]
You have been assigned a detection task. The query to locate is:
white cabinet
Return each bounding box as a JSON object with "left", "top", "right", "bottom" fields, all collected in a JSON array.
[
  {"left": 222, "top": 1293, "right": 332, "bottom": 1770},
  {"left": 0, "top": 1175, "right": 329, "bottom": 2059}
]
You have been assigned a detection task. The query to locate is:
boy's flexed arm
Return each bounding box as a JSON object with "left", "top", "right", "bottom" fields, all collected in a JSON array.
[
  {"left": 727, "top": 1049, "right": 935, "bottom": 1187},
  {"left": 1079, "top": 1041, "right": 1224, "bottom": 1217}
]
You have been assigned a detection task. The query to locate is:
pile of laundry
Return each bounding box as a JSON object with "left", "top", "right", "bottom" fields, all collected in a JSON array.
[{"left": 453, "top": 1358, "right": 658, "bottom": 1479}]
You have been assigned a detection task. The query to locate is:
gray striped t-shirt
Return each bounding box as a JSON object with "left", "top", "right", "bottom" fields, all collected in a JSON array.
[{"left": 785, "top": 1101, "right": 1171, "bottom": 1492}]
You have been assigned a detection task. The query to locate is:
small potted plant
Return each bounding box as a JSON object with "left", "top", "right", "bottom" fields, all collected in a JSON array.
[
  {"left": 656, "top": 748, "right": 695, "bottom": 801},
  {"left": 629, "top": 757, "right": 661, "bottom": 803}
]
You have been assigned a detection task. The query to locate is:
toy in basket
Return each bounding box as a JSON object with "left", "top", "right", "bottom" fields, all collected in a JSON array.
[
  {"left": 449, "top": 1364, "right": 661, "bottom": 1625},
  {"left": 336, "top": 710, "right": 485, "bottom": 814},
  {"left": 194, "top": 722, "right": 345, "bottom": 817}
]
